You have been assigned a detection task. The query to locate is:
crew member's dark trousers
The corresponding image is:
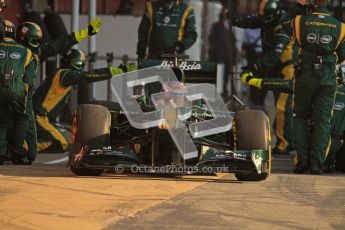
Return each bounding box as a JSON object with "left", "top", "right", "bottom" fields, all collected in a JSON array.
[
  {"left": 25, "top": 104, "right": 37, "bottom": 160},
  {"left": 327, "top": 137, "right": 342, "bottom": 165},
  {"left": 8, "top": 91, "right": 37, "bottom": 160},
  {"left": 293, "top": 72, "right": 336, "bottom": 171},
  {"left": 335, "top": 143, "right": 345, "bottom": 172},
  {"left": 0, "top": 96, "right": 28, "bottom": 158},
  {"left": 0, "top": 105, "right": 9, "bottom": 158}
]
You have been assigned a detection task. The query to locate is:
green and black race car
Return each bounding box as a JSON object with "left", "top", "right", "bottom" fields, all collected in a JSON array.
[{"left": 68, "top": 55, "right": 272, "bottom": 181}]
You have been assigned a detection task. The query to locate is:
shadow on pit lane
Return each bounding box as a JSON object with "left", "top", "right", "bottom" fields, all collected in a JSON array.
[
  {"left": 90, "top": 173, "right": 242, "bottom": 184},
  {"left": 0, "top": 164, "right": 241, "bottom": 183}
]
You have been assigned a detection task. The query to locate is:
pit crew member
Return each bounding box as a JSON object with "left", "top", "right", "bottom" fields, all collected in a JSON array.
[{"left": 33, "top": 49, "right": 136, "bottom": 153}]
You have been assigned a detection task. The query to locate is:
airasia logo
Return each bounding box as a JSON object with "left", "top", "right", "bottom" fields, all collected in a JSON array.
[{"left": 161, "top": 61, "right": 202, "bottom": 71}]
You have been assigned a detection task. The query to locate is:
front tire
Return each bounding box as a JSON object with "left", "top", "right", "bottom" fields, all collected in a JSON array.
[
  {"left": 69, "top": 104, "right": 111, "bottom": 176},
  {"left": 234, "top": 108, "right": 271, "bottom": 181}
]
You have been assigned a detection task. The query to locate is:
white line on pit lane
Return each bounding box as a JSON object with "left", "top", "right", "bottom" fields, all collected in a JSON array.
[{"left": 43, "top": 156, "right": 69, "bottom": 165}]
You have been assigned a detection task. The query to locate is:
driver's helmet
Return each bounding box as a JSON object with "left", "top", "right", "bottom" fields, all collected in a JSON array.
[
  {"left": 16, "top": 22, "right": 43, "bottom": 52},
  {"left": 4, "top": 19, "right": 15, "bottom": 39},
  {"left": 258, "top": 0, "right": 282, "bottom": 25},
  {"left": 62, "top": 49, "right": 86, "bottom": 71}
]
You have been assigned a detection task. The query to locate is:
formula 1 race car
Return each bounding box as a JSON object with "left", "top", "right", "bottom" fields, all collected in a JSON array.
[{"left": 68, "top": 55, "right": 271, "bottom": 181}]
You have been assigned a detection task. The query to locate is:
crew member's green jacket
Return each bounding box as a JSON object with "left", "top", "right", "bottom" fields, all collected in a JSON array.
[
  {"left": 23, "top": 33, "right": 83, "bottom": 117},
  {"left": 33, "top": 68, "right": 113, "bottom": 121},
  {"left": 0, "top": 38, "right": 36, "bottom": 157},
  {"left": 234, "top": 13, "right": 279, "bottom": 54},
  {"left": 0, "top": 38, "right": 34, "bottom": 97},
  {"left": 38, "top": 34, "right": 80, "bottom": 63},
  {"left": 234, "top": 2, "right": 305, "bottom": 53},
  {"left": 234, "top": 11, "right": 298, "bottom": 76},
  {"left": 283, "top": 7, "right": 345, "bottom": 81},
  {"left": 27, "top": 33, "right": 81, "bottom": 107},
  {"left": 137, "top": 0, "right": 197, "bottom": 59}
]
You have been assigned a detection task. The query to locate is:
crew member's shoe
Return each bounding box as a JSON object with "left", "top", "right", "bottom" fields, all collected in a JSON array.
[
  {"left": 324, "top": 162, "right": 336, "bottom": 174},
  {"left": 6, "top": 149, "right": 13, "bottom": 161},
  {"left": 310, "top": 165, "right": 322, "bottom": 175},
  {"left": 293, "top": 162, "right": 309, "bottom": 174},
  {"left": 310, "top": 169, "right": 322, "bottom": 175},
  {"left": 12, "top": 156, "right": 32, "bottom": 165},
  {"left": 0, "top": 156, "right": 5, "bottom": 165}
]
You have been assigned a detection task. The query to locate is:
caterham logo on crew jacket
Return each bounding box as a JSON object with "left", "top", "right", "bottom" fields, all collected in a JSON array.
[{"left": 334, "top": 102, "right": 345, "bottom": 111}]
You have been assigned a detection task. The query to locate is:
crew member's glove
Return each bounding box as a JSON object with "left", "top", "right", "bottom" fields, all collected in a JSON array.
[
  {"left": 110, "top": 63, "right": 137, "bottom": 77},
  {"left": 119, "top": 63, "right": 137, "bottom": 73},
  {"left": 242, "top": 63, "right": 261, "bottom": 77},
  {"left": 109, "top": 67, "right": 124, "bottom": 76},
  {"left": 241, "top": 71, "right": 263, "bottom": 89},
  {"left": 241, "top": 71, "right": 253, "bottom": 84},
  {"left": 88, "top": 17, "right": 102, "bottom": 35},
  {"left": 74, "top": 17, "right": 103, "bottom": 42}
]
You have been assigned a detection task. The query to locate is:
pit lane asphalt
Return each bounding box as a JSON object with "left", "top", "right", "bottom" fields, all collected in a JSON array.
[{"left": 0, "top": 153, "right": 344, "bottom": 230}]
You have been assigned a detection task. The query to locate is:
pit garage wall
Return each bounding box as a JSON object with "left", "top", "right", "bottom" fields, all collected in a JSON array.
[{"left": 60, "top": 1, "right": 222, "bottom": 102}]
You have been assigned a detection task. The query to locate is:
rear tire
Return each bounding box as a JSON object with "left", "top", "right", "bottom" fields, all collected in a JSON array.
[
  {"left": 69, "top": 104, "right": 111, "bottom": 176},
  {"left": 234, "top": 109, "right": 271, "bottom": 181}
]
